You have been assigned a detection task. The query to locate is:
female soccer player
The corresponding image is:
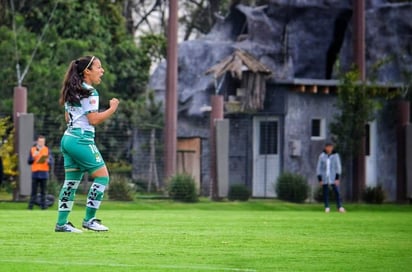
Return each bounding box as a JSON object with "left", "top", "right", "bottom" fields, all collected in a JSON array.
[{"left": 55, "top": 56, "right": 119, "bottom": 232}]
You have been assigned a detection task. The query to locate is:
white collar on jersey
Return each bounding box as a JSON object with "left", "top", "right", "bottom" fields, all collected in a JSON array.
[{"left": 82, "top": 82, "right": 94, "bottom": 90}]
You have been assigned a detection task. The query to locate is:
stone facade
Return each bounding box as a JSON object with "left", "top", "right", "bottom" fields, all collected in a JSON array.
[{"left": 149, "top": 2, "right": 411, "bottom": 200}]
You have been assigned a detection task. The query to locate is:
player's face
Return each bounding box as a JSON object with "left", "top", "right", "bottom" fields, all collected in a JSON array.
[
  {"left": 37, "top": 138, "right": 45, "bottom": 148},
  {"left": 325, "top": 145, "right": 333, "bottom": 154},
  {"left": 85, "top": 58, "right": 104, "bottom": 85}
]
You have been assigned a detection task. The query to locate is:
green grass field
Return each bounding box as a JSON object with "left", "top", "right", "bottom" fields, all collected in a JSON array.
[{"left": 0, "top": 198, "right": 411, "bottom": 272}]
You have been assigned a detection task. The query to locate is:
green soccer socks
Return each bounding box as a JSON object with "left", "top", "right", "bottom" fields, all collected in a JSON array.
[
  {"left": 84, "top": 176, "right": 109, "bottom": 222},
  {"left": 57, "top": 171, "right": 83, "bottom": 226}
]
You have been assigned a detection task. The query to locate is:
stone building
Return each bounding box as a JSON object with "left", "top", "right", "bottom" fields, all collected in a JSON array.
[{"left": 150, "top": 1, "right": 412, "bottom": 201}]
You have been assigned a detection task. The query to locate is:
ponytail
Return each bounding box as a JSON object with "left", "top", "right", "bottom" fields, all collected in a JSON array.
[{"left": 59, "top": 56, "right": 95, "bottom": 106}]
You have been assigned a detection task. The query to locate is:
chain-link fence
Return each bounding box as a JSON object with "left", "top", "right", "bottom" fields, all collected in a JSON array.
[{"left": 28, "top": 113, "right": 165, "bottom": 194}]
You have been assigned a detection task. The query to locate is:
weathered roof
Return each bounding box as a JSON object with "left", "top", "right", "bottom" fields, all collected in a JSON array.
[{"left": 206, "top": 49, "right": 272, "bottom": 79}]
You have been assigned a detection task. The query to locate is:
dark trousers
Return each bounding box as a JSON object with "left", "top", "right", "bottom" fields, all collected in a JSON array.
[
  {"left": 28, "top": 178, "right": 47, "bottom": 209},
  {"left": 323, "top": 184, "right": 343, "bottom": 209}
]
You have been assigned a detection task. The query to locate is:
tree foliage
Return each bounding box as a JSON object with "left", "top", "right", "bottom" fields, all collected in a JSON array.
[
  {"left": 123, "top": 0, "right": 269, "bottom": 40},
  {"left": 0, "top": 0, "right": 270, "bottom": 190},
  {"left": 0, "top": 0, "right": 165, "bottom": 163},
  {"left": 330, "top": 69, "right": 380, "bottom": 162},
  {"left": 0, "top": 117, "right": 17, "bottom": 179}
]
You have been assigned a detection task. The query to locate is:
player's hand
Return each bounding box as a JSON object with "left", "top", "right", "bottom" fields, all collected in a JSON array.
[
  {"left": 109, "top": 98, "right": 119, "bottom": 111},
  {"left": 334, "top": 179, "right": 340, "bottom": 186}
]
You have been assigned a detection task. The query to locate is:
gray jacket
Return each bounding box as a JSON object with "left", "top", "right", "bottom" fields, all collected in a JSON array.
[{"left": 316, "top": 151, "right": 342, "bottom": 184}]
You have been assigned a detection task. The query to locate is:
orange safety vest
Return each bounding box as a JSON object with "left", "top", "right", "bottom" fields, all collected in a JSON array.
[{"left": 30, "top": 146, "right": 50, "bottom": 172}]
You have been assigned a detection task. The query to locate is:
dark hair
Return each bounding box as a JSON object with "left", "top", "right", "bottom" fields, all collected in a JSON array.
[{"left": 59, "top": 56, "right": 96, "bottom": 106}]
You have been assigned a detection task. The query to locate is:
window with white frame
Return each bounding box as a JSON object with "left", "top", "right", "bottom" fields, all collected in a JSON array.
[{"left": 311, "top": 118, "right": 326, "bottom": 140}]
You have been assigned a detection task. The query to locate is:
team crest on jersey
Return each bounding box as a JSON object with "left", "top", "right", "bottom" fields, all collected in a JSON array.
[{"left": 90, "top": 99, "right": 97, "bottom": 105}]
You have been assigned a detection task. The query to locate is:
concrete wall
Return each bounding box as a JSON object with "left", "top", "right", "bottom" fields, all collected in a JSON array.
[
  {"left": 375, "top": 102, "right": 398, "bottom": 201},
  {"left": 228, "top": 116, "right": 253, "bottom": 188},
  {"left": 226, "top": 86, "right": 287, "bottom": 191},
  {"left": 283, "top": 91, "right": 340, "bottom": 197},
  {"left": 177, "top": 115, "right": 210, "bottom": 195},
  {"left": 282, "top": 91, "right": 398, "bottom": 201},
  {"left": 175, "top": 86, "right": 399, "bottom": 200}
]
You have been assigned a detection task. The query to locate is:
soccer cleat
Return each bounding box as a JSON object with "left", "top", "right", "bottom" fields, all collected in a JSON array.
[
  {"left": 339, "top": 207, "right": 346, "bottom": 213},
  {"left": 82, "top": 218, "right": 109, "bottom": 231},
  {"left": 325, "top": 207, "right": 330, "bottom": 213},
  {"left": 55, "top": 222, "right": 83, "bottom": 233}
]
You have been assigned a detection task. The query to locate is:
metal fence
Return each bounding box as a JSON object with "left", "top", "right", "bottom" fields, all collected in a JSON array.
[{"left": 31, "top": 114, "right": 165, "bottom": 193}]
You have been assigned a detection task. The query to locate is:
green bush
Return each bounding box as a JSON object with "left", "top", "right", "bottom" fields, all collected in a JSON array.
[
  {"left": 228, "top": 184, "right": 251, "bottom": 201},
  {"left": 47, "top": 179, "right": 61, "bottom": 197},
  {"left": 168, "top": 173, "right": 198, "bottom": 202},
  {"left": 363, "top": 185, "right": 385, "bottom": 204},
  {"left": 130, "top": 179, "right": 149, "bottom": 193},
  {"left": 314, "top": 185, "right": 336, "bottom": 203},
  {"left": 108, "top": 175, "right": 135, "bottom": 201},
  {"left": 275, "top": 172, "right": 309, "bottom": 203}
]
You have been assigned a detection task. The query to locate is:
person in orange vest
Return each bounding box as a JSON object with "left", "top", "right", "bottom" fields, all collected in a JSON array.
[{"left": 28, "top": 135, "right": 53, "bottom": 209}]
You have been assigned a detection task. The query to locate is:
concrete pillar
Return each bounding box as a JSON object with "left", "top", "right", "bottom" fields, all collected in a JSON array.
[
  {"left": 18, "top": 114, "right": 34, "bottom": 196},
  {"left": 216, "top": 119, "right": 229, "bottom": 198},
  {"left": 210, "top": 95, "right": 224, "bottom": 200},
  {"left": 396, "top": 100, "right": 409, "bottom": 202}
]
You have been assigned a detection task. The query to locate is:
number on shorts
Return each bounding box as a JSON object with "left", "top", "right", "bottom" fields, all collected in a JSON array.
[{"left": 88, "top": 144, "right": 99, "bottom": 154}]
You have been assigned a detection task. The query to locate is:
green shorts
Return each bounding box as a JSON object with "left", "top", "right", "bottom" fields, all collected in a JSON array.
[{"left": 61, "top": 128, "right": 105, "bottom": 174}]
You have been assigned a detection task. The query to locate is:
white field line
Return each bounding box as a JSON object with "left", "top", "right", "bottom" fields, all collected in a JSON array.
[{"left": 0, "top": 259, "right": 257, "bottom": 272}]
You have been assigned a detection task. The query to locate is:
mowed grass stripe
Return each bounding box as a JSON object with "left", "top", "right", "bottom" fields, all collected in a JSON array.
[
  {"left": 0, "top": 259, "right": 256, "bottom": 272},
  {"left": 0, "top": 202, "right": 411, "bottom": 271}
]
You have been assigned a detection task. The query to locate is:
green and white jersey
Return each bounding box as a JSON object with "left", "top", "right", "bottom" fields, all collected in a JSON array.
[{"left": 65, "top": 82, "right": 99, "bottom": 133}]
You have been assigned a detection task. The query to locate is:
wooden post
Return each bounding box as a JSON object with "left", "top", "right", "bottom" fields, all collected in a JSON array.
[
  {"left": 352, "top": 0, "right": 366, "bottom": 201},
  {"left": 164, "top": 0, "right": 178, "bottom": 181},
  {"left": 13, "top": 86, "right": 27, "bottom": 143},
  {"left": 353, "top": 0, "right": 366, "bottom": 79}
]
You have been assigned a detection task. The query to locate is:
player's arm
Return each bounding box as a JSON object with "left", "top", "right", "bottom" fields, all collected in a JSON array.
[
  {"left": 27, "top": 151, "right": 35, "bottom": 165},
  {"left": 316, "top": 154, "right": 323, "bottom": 184},
  {"left": 87, "top": 98, "right": 119, "bottom": 126}
]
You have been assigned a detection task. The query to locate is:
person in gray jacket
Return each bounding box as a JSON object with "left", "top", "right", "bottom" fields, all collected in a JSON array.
[{"left": 316, "top": 142, "right": 345, "bottom": 213}]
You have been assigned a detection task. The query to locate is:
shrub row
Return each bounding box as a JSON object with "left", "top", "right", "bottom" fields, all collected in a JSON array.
[{"left": 52, "top": 172, "right": 386, "bottom": 204}]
